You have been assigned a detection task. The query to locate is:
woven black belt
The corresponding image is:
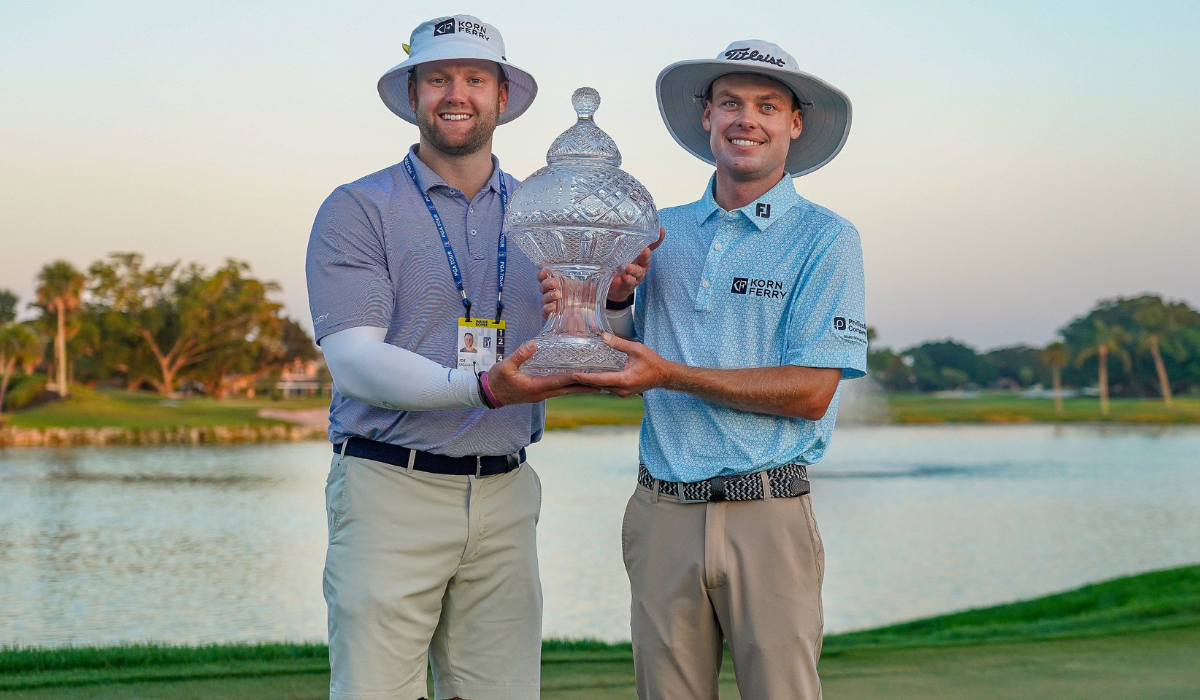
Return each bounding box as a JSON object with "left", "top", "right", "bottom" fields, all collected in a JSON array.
[
  {"left": 334, "top": 437, "right": 525, "bottom": 477},
  {"left": 638, "top": 463, "right": 809, "bottom": 502}
]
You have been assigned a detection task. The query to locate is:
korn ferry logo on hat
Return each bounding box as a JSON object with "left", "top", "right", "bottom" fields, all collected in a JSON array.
[{"left": 377, "top": 14, "right": 537, "bottom": 125}]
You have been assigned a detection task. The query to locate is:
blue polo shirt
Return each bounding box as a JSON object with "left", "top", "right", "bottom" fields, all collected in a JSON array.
[{"left": 634, "top": 175, "right": 867, "bottom": 482}]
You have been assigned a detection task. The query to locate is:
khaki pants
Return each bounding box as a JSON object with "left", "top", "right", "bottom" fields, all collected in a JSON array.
[
  {"left": 622, "top": 484, "right": 825, "bottom": 700},
  {"left": 324, "top": 454, "right": 543, "bottom": 700}
]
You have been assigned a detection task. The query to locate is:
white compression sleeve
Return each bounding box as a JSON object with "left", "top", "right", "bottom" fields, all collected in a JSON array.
[
  {"left": 321, "top": 326, "right": 483, "bottom": 411},
  {"left": 605, "top": 306, "right": 636, "bottom": 340}
]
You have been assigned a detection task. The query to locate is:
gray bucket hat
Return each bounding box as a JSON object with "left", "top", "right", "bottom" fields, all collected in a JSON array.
[
  {"left": 656, "top": 40, "right": 852, "bottom": 177},
  {"left": 378, "top": 15, "right": 537, "bottom": 125}
]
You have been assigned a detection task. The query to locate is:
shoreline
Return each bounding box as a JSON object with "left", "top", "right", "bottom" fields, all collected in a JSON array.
[
  {"left": 3, "top": 390, "right": 1198, "bottom": 447},
  {"left": 5, "top": 416, "right": 1200, "bottom": 448},
  {"left": 0, "top": 424, "right": 327, "bottom": 448}
]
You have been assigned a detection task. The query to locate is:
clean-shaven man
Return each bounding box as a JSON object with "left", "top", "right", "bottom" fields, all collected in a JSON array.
[
  {"left": 557, "top": 40, "right": 866, "bottom": 699},
  {"left": 306, "top": 15, "right": 654, "bottom": 700}
]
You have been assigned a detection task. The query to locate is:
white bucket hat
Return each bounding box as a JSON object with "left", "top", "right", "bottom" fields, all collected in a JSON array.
[
  {"left": 378, "top": 15, "right": 537, "bottom": 125},
  {"left": 657, "top": 40, "right": 852, "bottom": 177}
]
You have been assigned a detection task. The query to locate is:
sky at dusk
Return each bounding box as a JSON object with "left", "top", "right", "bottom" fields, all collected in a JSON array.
[{"left": 2, "top": 1, "right": 1198, "bottom": 350}]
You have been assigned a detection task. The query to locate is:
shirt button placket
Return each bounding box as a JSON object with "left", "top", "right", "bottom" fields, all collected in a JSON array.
[{"left": 697, "top": 218, "right": 730, "bottom": 311}]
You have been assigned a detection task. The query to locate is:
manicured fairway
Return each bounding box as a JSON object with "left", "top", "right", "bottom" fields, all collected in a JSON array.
[
  {"left": 3, "top": 566, "right": 1197, "bottom": 699},
  {"left": 886, "top": 392, "right": 1200, "bottom": 424},
  {"left": 3, "top": 388, "right": 328, "bottom": 430},
  {"left": 2, "top": 627, "right": 1197, "bottom": 699},
  {"left": 6, "top": 388, "right": 1200, "bottom": 432}
]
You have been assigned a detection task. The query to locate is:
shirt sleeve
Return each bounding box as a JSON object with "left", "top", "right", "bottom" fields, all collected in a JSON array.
[
  {"left": 305, "top": 186, "right": 394, "bottom": 343},
  {"left": 783, "top": 222, "right": 868, "bottom": 379}
]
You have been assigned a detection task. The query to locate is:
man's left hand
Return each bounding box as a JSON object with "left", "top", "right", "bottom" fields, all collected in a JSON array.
[
  {"left": 571, "top": 333, "right": 674, "bottom": 397},
  {"left": 607, "top": 227, "right": 665, "bottom": 303}
]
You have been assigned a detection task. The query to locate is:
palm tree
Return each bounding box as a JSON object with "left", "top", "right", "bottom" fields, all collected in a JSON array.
[
  {"left": 1132, "top": 298, "right": 1189, "bottom": 407},
  {"left": 1074, "top": 320, "right": 1132, "bottom": 417},
  {"left": 1040, "top": 341, "right": 1070, "bottom": 414},
  {"left": 0, "top": 289, "right": 18, "bottom": 326},
  {"left": 35, "top": 261, "right": 85, "bottom": 398},
  {"left": 0, "top": 323, "right": 43, "bottom": 412}
]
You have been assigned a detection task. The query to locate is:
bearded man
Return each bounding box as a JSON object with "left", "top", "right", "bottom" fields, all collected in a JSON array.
[{"left": 305, "top": 15, "right": 654, "bottom": 700}]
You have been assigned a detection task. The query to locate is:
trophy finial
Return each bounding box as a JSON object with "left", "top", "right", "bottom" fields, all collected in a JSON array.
[{"left": 572, "top": 87, "right": 600, "bottom": 119}]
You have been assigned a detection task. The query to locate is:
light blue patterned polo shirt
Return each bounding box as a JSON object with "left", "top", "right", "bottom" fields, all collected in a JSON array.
[{"left": 634, "top": 174, "right": 867, "bottom": 482}]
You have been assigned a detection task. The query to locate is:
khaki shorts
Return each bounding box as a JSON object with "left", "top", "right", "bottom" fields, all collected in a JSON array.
[
  {"left": 622, "top": 484, "right": 825, "bottom": 700},
  {"left": 324, "top": 453, "right": 543, "bottom": 700}
]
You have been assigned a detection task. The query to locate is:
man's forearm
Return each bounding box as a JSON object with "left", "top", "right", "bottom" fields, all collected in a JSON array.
[
  {"left": 660, "top": 363, "right": 840, "bottom": 420},
  {"left": 322, "top": 327, "right": 482, "bottom": 411}
]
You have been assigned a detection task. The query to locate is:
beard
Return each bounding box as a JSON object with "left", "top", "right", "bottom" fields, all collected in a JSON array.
[{"left": 415, "top": 100, "right": 500, "bottom": 157}]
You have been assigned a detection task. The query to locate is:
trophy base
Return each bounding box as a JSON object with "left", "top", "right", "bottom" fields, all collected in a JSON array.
[{"left": 521, "top": 336, "right": 627, "bottom": 376}]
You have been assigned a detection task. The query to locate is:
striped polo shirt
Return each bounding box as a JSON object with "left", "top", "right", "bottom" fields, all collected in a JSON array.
[{"left": 306, "top": 146, "right": 545, "bottom": 457}]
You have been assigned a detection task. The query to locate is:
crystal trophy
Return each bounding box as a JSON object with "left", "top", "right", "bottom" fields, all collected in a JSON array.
[{"left": 505, "top": 88, "right": 660, "bottom": 375}]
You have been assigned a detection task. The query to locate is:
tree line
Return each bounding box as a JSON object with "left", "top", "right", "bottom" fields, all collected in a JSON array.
[
  {"left": 0, "top": 254, "right": 316, "bottom": 411},
  {"left": 869, "top": 295, "right": 1200, "bottom": 414}
]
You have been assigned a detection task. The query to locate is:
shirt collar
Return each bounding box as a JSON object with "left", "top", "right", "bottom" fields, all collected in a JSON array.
[
  {"left": 694, "top": 173, "right": 802, "bottom": 232},
  {"left": 405, "top": 144, "right": 504, "bottom": 197}
]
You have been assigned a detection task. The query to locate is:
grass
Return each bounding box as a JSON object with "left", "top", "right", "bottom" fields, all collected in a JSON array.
[
  {"left": 822, "top": 563, "right": 1200, "bottom": 652},
  {"left": 2, "top": 565, "right": 1197, "bottom": 698},
  {"left": 544, "top": 393, "right": 645, "bottom": 429},
  {"left": 2, "top": 387, "right": 328, "bottom": 430},
  {"left": 886, "top": 392, "right": 1200, "bottom": 424},
  {"left": 5, "top": 388, "right": 1200, "bottom": 434}
]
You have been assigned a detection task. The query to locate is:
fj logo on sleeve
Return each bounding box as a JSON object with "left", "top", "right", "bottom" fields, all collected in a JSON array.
[{"left": 755, "top": 203, "right": 771, "bottom": 218}]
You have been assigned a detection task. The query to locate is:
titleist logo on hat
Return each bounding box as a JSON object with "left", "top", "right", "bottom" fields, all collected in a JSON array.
[
  {"left": 723, "top": 47, "right": 786, "bottom": 67},
  {"left": 433, "top": 16, "right": 491, "bottom": 40}
]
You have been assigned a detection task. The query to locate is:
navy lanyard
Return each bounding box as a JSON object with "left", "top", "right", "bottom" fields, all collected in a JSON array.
[{"left": 402, "top": 155, "right": 508, "bottom": 322}]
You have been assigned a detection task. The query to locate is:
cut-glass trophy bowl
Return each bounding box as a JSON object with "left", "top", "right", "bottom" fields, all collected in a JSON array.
[{"left": 505, "top": 87, "right": 660, "bottom": 375}]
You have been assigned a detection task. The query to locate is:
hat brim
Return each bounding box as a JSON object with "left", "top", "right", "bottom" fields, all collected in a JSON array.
[
  {"left": 377, "top": 45, "right": 537, "bottom": 126},
  {"left": 656, "top": 60, "right": 851, "bottom": 177}
]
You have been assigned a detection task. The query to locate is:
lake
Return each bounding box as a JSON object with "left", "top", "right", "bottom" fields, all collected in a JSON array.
[{"left": 2, "top": 424, "right": 1199, "bottom": 647}]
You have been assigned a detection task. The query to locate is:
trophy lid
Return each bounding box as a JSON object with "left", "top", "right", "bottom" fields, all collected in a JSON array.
[
  {"left": 545, "top": 87, "right": 622, "bottom": 167},
  {"left": 505, "top": 87, "right": 659, "bottom": 269}
]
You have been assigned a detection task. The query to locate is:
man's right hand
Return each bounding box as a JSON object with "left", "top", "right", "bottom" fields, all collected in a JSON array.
[{"left": 483, "top": 341, "right": 598, "bottom": 406}]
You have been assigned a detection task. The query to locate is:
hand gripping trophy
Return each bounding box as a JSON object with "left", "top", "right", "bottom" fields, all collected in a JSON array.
[{"left": 505, "top": 88, "right": 660, "bottom": 375}]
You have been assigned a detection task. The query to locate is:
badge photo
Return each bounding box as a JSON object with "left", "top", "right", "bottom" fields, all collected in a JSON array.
[{"left": 458, "top": 317, "right": 505, "bottom": 373}]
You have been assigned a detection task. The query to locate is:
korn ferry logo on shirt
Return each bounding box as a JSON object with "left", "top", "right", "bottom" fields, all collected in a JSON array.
[{"left": 731, "top": 277, "right": 787, "bottom": 299}]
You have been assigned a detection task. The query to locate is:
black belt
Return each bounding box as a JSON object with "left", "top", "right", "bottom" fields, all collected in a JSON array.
[
  {"left": 334, "top": 438, "right": 525, "bottom": 477},
  {"left": 638, "top": 463, "right": 809, "bottom": 502}
]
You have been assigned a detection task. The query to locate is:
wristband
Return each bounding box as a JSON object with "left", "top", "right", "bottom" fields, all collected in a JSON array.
[
  {"left": 605, "top": 291, "right": 635, "bottom": 311},
  {"left": 479, "top": 370, "right": 503, "bottom": 409}
]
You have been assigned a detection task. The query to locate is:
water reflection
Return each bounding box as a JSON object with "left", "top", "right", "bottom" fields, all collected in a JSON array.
[{"left": 1, "top": 425, "right": 1199, "bottom": 647}]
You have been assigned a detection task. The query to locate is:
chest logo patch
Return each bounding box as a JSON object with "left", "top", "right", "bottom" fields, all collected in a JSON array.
[
  {"left": 731, "top": 277, "right": 787, "bottom": 299},
  {"left": 755, "top": 203, "right": 771, "bottom": 218}
]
